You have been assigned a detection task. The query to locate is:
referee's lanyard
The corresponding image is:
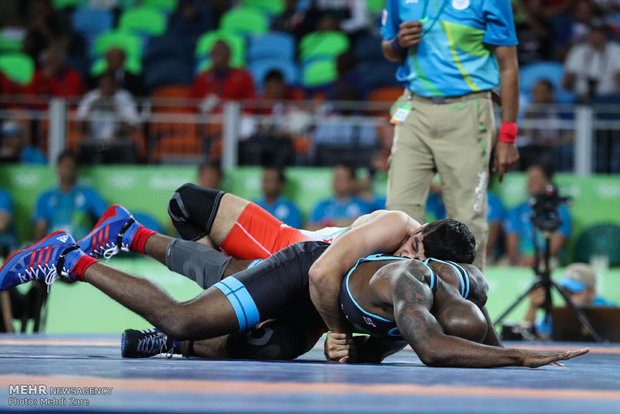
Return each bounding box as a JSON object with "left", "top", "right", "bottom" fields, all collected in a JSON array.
[{"left": 420, "top": 0, "right": 450, "bottom": 36}]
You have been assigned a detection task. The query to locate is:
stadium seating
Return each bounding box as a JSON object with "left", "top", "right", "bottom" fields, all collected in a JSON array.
[
  {"left": 302, "top": 59, "right": 337, "bottom": 88},
  {"left": 142, "top": 0, "right": 178, "bottom": 13},
  {"left": 241, "top": 0, "right": 285, "bottom": 16},
  {"left": 118, "top": 7, "right": 167, "bottom": 37},
  {"left": 143, "top": 34, "right": 195, "bottom": 65},
  {"left": 299, "top": 31, "right": 350, "bottom": 62},
  {"left": 52, "top": 0, "right": 86, "bottom": 8},
  {"left": 143, "top": 59, "right": 194, "bottom": 92},
  {"left": 367, "top": 0, "right": 385, "bottom": 13},
  {"left": 0, "top": 53, "right": 35, "bottom": 85},
  {"left": 195, "top": 31, "right": 246, "bottom": 72},
  {"left": 573, "top": 223, "right": 620, "bottom": 267},
  {"left": 92, "top": 30, "right": 142, "bottom": 60},
  {"left": 249, "top": 59, "right": 299, "bottom": 92},
  {"left": 0, "top": 29, "right": 25, "bottom": 53},
  {"left": 357, "top": 61, "right": 400, "bottom": 89},
  {"left": 519, "top": 61, "right": 577, "bottom": 104},
  {"left": 247, "top": 32, "right": 296, "bottom": 63},
  {"left": 219, "top": 8, "right": 269, "bottom": 36},
  {"left": 71, "top": 7, "right": 114, "bottom": 52},
  {"left": 354, "top": 34, "right": 384, "bottom": 63}
]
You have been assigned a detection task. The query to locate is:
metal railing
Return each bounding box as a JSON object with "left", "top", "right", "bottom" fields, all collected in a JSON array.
[{"left": 1, "top": 97, "right": 619, "bottom": 174}]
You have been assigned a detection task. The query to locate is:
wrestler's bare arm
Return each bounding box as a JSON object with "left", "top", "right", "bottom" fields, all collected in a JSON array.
[
  {"left": 309, "top": 211, "right": 417, "bottom": 336},
  {"left": 392, "top": 274, "right": 588, "bottom": 368}
]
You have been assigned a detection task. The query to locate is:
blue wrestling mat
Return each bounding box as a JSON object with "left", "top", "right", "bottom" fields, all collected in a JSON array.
[{"left": 1, "top": 335, "right": 619, "bottom": 413}]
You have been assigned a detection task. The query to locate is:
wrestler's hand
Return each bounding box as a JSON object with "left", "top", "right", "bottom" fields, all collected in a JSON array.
[
  {"left": 398, "top": 21, "right": 423, "bottom": 48},
  {"left": 324, "top": 331, "right": 356, "bottom": 363},
  {"left": 521, "top": 348, "right": 589, "bottom": 368},
  {"left": 493, "top": 141, "right": 519, "bottom": 183}
]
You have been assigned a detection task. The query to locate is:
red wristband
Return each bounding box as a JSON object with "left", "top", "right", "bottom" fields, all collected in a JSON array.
[{"left": 498, "top": 122, "right": 518, "bottom": 144}]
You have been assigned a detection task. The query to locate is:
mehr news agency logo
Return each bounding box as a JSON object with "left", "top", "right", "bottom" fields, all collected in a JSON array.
[{"left": 7, "top": 384, "right": 113, "bottom": 407}]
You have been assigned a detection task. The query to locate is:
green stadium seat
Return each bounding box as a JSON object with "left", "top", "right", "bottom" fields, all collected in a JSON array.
[
  {"left": 142, "top": 0, "right": 178, "bottom": 12},
  {"left": 0, "top": 29, "right": 24, "bottom": 53},
  {"left": 302, "top": 59, "right": 336, "bottom": 88},
  {"left": 90, "top": 55, "right": 142, "bottom": 76},
  {"left": 367, "top": 0, "right": 385, "bottom": 13},
  {"left": 573, "top": 223, "right": 620, "bottom": 267},
  {"left": 219, "top": 8, "right": 269, "bottom": 36},
  {"left": 299, "top": 31, "right": 350, "bottom": 62},
  {"left": 241, "top": 0, "right": 284, "bottom": 15},
  {"left": 93, "top": 30, "right": 142, "bottom": 60},
  {"left": 195, "top": 31, "right": 245, "bottom": 69},
  {"left": 52, "top": 0, "right": 86, "bottom": 8},
  {"left": 118, "top": 7, "right": 167, "bottom": 37},
  {"left": 0, "top": 53, "right": 35, "bottom": 85}
]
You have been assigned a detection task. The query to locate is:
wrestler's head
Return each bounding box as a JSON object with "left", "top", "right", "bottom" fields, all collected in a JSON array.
[{"left": 394, "top": 219, "right": 476, "bottom": 264}]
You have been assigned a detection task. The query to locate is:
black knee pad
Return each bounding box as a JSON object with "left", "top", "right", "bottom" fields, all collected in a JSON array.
[
  {"left": 168, "top": 183, "right": 225, "bottom": 241},
  {"left": 226, "top": 320, "right": 316, "bottom": 360}
]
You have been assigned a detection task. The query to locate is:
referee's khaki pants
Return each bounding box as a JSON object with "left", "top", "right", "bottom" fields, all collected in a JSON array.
[{"left": 386, "top": 91, "right": 495, "bottom": 270}]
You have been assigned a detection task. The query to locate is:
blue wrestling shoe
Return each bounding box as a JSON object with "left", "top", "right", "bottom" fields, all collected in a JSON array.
[
  {"left": 121, "top": 328, "right": 174, "bottom": 358},
  {"left": 0, "top": 231, "right": 86, "bottom": 290},
  {"left": 78, "top": 204, "right": 143, "bottom": 259}
]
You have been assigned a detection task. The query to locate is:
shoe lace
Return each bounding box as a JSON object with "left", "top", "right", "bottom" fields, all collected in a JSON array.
[
  {"left": 137, "top": 330, "right": 172, "bottom": 357},
  {"left": 19, "top": 264, "right": 58, "bottom": 293}
]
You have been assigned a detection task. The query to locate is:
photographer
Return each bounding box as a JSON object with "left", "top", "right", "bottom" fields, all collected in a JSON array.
[
  {"left": 504, "top": 164, "right": 572, "bottom": 267},
  {"left": 523, "top": 263, "right": 616, "bottom": 339}
]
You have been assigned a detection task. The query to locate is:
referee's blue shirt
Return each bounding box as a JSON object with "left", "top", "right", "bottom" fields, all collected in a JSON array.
[{"left": 381, "top": 0, "right": 518, "bottom": 97}]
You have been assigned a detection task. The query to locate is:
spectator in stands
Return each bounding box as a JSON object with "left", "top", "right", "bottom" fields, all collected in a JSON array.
[
  {"left": 357, "top": 150, "right": 388, "bottom": 211},
  {"left": 520, "top": 79, "right": 574, "bottom": 171},
  {"left": 514, "top": 0, "right": 554, "bottom": 65},
  {"left": 76, "top": 71, "right": 141, "bottom": 142},
  {"left": 33, "top": 150, "right": 108, "bottom": 241},
  {"left": 487, "top": 191, "right": 506, "bottom": 264},
  {"left": 307, "top": 163, "right": 372, "bottom": 230},
  {"left": 271, "top": 0, "right": 308, "bottom": 38},
  {"left": 523, "top": 263, "right": 616, "bottom": 339},
  {"left": 0, "top": 121, "right": 46, "bottom": 164},
  {"left": 90, "top": 47, "right": 144, "bottom": 98},
  {"left": 261, "top": 70, "right": 305, "bottom": 104},
  {"left": 254, "top": 166, "right": 303, "bottom": 228},
  {"left": 326, "top": 51, "right": 366, "bottom": 102},
  {"left": 197, "top": 160, "right": 223, "bottom": 190},
  {"left": 504, "top": 163, "right": 571, "bottom": 267},
  {"left": 562, "top": 18, "right": 620, "bottom": 103},
  {"left": 23, "top": 0, "right": 71, "bottom": 61},
  {"left": 0, "top": 188, "right": 16, "bottom": 259},
  {"left": 26, "top": 46, "right": 84, "bottom": 99},
  {"left": 190, "top": 40, "right": 255, "bottom": 110},
  {"left": 167, "top": 0, "right": 215, "bottom": 40}
]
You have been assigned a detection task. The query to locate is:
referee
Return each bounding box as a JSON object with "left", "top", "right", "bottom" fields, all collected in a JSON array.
[{"left": 381, "top": 0, "right": 520, "bottom": 270}]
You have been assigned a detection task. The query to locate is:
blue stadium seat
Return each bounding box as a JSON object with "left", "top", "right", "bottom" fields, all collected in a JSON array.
[
  {"left": 143, "top": 34, "right": 195, "bottom": 63},
  {"left": 71, "top": 7, "right": 114, "bottom": 51},
  {"left": 357, "top": 61, "right": 400, "bottom": 89},
  {"left": 72, "top": 7, "right": 114, "bottom": 37},
  {"left": 519, "top": 61, "right": 577, "bottom": 104},
  {"left": 249, "top": 59, "right": 299, "bottom": 92},
  {"left": 143, "top": 59, "right": 194, "bottom": 93},
  {"left": 247, "top": 32, "right": 295, "bottom": 63}
]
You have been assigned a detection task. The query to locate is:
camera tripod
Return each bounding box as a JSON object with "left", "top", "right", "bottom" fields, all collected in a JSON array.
[{"left": 494, "top": 231, "right": 608, "bottom": 344}]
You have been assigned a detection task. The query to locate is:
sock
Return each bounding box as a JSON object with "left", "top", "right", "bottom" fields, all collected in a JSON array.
[
  {"left": 72, "top": 255, "right": 98, "bottom": 281},
  {"left": 130, "top": 227, "right": 157, "bottom": 254},
  {"left": 173, "top": 340, "right": 182, "bottom": 354}
]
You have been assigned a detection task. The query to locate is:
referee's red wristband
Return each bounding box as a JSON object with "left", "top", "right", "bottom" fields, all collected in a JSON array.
[{"left": 498, "top": 122, "right": 518, "bottom": 144}]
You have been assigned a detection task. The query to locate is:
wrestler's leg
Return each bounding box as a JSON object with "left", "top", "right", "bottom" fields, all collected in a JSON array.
[
  {"left": 182, "top": 320, "right": 323, "bottom": 360},
  {"left": 167, "top": 184, "right": 310, "bottom": 260},
  {"left": 83, "top": 262, "right": 239, "bottom": 340},
  {"left": 167, "top": 183, "right": 249, "bottom": 244}
]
